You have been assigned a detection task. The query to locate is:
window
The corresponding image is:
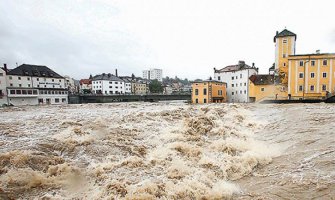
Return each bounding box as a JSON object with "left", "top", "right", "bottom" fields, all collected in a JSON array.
[
  {"left": 311, "top": 73, "right": 315, "bottom": 78},
  {"left": 240, "top": 90, "right": 242, "bottom": 94},
  {"left": 310, "top": 85, "right": 315, "bottom": 91},
  {"left": 261, "top": 88, "right": 265, "bottom": 92},
  {"left": 299, "top": 73, "right": 304, "bottom": 78},
  {"left": 22, "top": 90, "right": 27, "bottom": 94},
  {"left": 244, "top": 90, "right": 246, "bottom": 94},
  {"left": 0, "top": 73, "right": 3, "bottom": 76},
  {"left": 322, "top": 73, "right": 327, "bottom": 78},
  {"left": 16, "top": 90, "right": 21, "bottom": 94},
  {"left": 62, "top": 98, "right": 66, "bottom": 102},
  {"left": 236, "top": 83, "right": 238, "bottom": 87},
  {"left": 311, "top": 60, "right": 315, "bottom": 66},
  {"left": 195, "top": 99, "right": 198, "bottom": 103},
  {"left": 240, "top": 83, "right": 242, "bottom": 86},
  {"left": 244, "top": 83, "right": 247, "bottom": 86},
  {"left": 218, "top": 76, "right": 221, "bottom": 81},
  {"left": 236, "top": 76, "right": 238, "bottom": 79},
  {"left": 240, "top": 74, "right": 242, "bottom": 78},
  {"left": 283, "top": 63, "right": 286, "bottom": 67},
  {"left": 52, "top": 79, "right": 54, "bottom": 82},
  {"left": 283, "top": 54, "right": 286, "bottom": 58},
  {"left": 28, "top": 84, "right": 31, "bottom": 87},
  {"left": 204, "top": 99, "right": 207, "bottom": 103},
  {"left": 19, "top": 84, "right": 22, "bottom": 87},
  {"left": 55, "top": 98, "right": 60, "bottom": 103},
  {"left": 27, "top": 77, "right": 30, "bottom": 81},
  {"left": 18, "top": 77, "right": 21, "bottom": 80},
  {"left": 10, "top": 83, "right": 13, "bottom": 87},
  {"left": 195, "top": 89, "right": 199, "bottom": 95},
  {"left": 10, "top": 90, "right": 15, "bottom": 94},
  {"left": 283, "top": 39, "right": 287, "bottom": 43},
  {"left": 299, "top": 85, "right": 303, "bottom": 91},
  {"left": 232, "top": 77, "right": 234, "bottom": 80},
  {"left": 33, "top": 90, "right": 37, "bottom": 95},
  {"left": 299, "top": 61, "right": 304, "bottom": 66},
  {"left": 37, "top": 78, "right": 39, "bottom": 81},
  {"left": 232, "top": 92, "right": 234, "bottom": 95},
  {"left": 37, "top": 85, "right": 40, "bottom": 88},
  {"left": 59, "top": 80, "right": 62, "bottom": 82},
  {"left": 218, "top": 90, "right": 222, "bottom": 95},
  {"left": 203, "top": 88, "right": 207, "bottom": 95},
  {"left": 231, "top": 84, "right": 234, "bottom": 87},
  {"left": 9, "top": 76, "right": 12, "bottom": 80},
  {"left": 323, "top": 60, "right": 327, "bottom": 66},
  {"left": 322, "top": 85, "right": 327, "bottom": 91}
]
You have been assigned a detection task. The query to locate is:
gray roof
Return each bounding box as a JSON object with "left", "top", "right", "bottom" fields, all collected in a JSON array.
[
  {"left": 214, "top": 61, "right": 255, "bottom": 73},
  {"left": 274, "top": 29, "right": 297, "bottom": 42},
  {"left": 7, "top": 64, "right": 63, "bottom": 78},
  {"left": 92, "top": 73, "right": 124, "bottom": 82}
]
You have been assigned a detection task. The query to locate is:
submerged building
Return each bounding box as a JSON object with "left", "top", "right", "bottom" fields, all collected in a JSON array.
[
  {"left": 5, "top": 64, "right": 68, "bottom": 106},
  {"left": 191, "top": 80, "right": 227, "bottom": 104},
  {"left": 214, "top": 61, "right": 258, "bottom": 103}
]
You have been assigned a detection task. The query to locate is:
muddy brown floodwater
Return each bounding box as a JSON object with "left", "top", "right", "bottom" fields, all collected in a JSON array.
[{"left": 0, "top": 102, "right": 334, "bottom": 199}]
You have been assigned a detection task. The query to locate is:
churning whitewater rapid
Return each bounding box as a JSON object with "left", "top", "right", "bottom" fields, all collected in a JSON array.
[{"left": 0, "top": 102, "right": 334, "bottom": 199}]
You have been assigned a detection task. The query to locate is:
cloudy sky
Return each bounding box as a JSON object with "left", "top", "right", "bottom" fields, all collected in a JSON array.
[{"left": 0, "top": 0, "right": 334, "bottom": 80}]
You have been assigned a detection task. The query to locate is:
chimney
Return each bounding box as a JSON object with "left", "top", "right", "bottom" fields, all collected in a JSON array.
[
  {"left": 276, "top": 31, "right": 278, "bottom": 36},
  {"left": 115, "top": 69, "right": 118, "bottom": 77},
  {"left": 3, "top": 64, "right": 8, "bottom": 73},
  {"left": 238, "top": 60, "right": 245, "bottom": 67},
  {"left": 316, "top": 50, "right": 320, "bottom": 54},
  {"left": 252, "top": 63, "right": 255, "bottom": 68}
]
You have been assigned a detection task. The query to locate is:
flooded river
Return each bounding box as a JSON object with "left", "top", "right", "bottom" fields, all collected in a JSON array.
[{"left": 0, "top": 102, "right": 334, "bottom": 199}]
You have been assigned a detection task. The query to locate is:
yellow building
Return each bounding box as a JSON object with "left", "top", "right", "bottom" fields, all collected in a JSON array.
[
  {"left": 274, "top": 29, "right": 297, "bottom": 86},
  {"left": 192, "top": 80, "right": 227, "bottom": 104},
  {"left": 288, "top": 53, "right": 335, "bottom": 99},
  {"left": 131, "top": 82, "right": 149, "bottom": 94},
  {"left": 249, "top": 29, "right": 335, "bottom": 102},
  {"left": 248, "top": 75, "right": 287, "bottom": 102}
]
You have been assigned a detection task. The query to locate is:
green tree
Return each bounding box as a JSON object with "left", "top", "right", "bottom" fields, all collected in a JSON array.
[{"left": 149, "top": 80, "right": 164, "bottom": 93}]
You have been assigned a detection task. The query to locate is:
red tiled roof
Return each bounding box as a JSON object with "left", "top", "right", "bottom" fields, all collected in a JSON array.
[{"left": 80, "top": 79, "right": 92, "bottom": 85}]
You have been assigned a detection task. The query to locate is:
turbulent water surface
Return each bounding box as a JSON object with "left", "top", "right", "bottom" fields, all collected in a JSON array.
[{"left": 0, "top": 102, "right": 334, "bottom": 199}]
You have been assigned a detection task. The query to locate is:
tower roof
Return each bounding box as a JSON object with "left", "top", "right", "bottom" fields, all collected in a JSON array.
[{"left": 274, "top": 29, "right": 297, "bottom": 42}]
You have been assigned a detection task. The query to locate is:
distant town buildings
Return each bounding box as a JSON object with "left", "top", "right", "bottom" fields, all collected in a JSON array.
[
  {"left": 214, "top": 61, "right": 258, "bottom": 103},
  {"left": 2, "top": 64, "right": 68, "bottom": 106},
  {"left": 142, "top": 68, "right": 163, "bottom": 82},
  {"left": 191, "top": 80, "right": 227, "bottom": 104}
]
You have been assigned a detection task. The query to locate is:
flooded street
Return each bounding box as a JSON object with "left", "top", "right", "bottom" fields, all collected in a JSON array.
[{"left": 0, "top": 102, "right": 334, "bottom": 199}]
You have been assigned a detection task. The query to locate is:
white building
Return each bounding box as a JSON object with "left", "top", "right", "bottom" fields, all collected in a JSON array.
[
  {"left": 5, "top": 64, "right": 68, "bottom": 106},
  {"left": 92, "top": 73, "right": 126, "bottom": 95},
  {"left": 0, "top": 66, "right": 8, "bottom": 105},
  {"left": 142, "top": 68, "right": 163, "bottom": 82},
  {"left": 214, "top": 61, "right": 258, "bottom": 103}
]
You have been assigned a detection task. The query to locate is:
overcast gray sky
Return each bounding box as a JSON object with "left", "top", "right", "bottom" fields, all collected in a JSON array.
[{"left": 1, "top": 0, "right": 334, "bottom": 80}]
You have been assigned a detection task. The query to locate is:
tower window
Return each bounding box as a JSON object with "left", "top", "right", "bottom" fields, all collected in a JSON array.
[
  {"left": 323, "top": 73, "right": 327, "bottom": 78},
  {"left": 310, "top": 85, "right": 315, "bottom": 91},
  {"left": 283, "top": 54, "right": 286, "bottom": 58},
  {"left": 299, "top": 73, "right": 304, "bottom": 78},
  {"left": 322, "top": 85, "right": 327, "bottom": 91},
  {"left": 299, "top": 85, "right": 303, "bottom": 91},
  {"left": 283, "top": 39, "right": 287, "bottom": 43},
  {"left": 311, "top": 60, "right": 315, "bottom": 66},
  {"left": 311, "top": 73, "right": 315, "bottom": 78}
]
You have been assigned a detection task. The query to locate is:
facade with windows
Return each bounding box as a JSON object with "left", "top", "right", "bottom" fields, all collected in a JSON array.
[
  {"left": 191, "top": 80, "right": 227, "bottom": 104},
  {"left": 92, "top": 73, "right": 126, "bottom": 95},
  {"left": 287, "top": 53, "right": 335, "bottom": 99},
  {"left": 142, "top": 68, "right": 163, "bottom": 82},
  {"left": 0, "top": 67, "right": 7, "bottom": 105},
  {"left": 214, "top": 61, "right": 258, "bottom": 103},
  {"left": 5, "top": 64, "right": 68, "bottom": 106}
]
